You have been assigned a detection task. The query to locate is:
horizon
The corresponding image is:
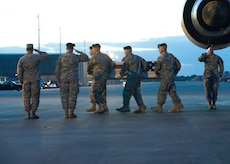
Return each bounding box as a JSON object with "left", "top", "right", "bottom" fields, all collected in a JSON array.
[
  {"left": 1, "top": 0, "right": 229, "bottom": 76},
  {"left": 0, "top": 35, "right": 229, "bottom": 76}
]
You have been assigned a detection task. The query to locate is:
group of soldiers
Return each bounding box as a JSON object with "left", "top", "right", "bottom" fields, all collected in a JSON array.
[{"left": 16, "top": 42, "right": 224, "bottom": 119}]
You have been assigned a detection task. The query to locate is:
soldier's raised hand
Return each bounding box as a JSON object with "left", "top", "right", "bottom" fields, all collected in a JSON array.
[{"left": 74, "top": 49, "right": 82, "bottom": 54}]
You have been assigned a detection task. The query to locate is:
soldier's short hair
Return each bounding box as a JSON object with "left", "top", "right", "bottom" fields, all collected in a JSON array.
[
  {"left": 123, "top": 46, "right": 132, "bottom": 50},
  {"left": 158, "top": 43, "right": 167, "bottom": 48},
  {"left": 92, "top": 43, "right": 101, "bottom": 49},
  {"left": 66, "top": 43, "right": 75, "bottom": 49},
  {"left": 26, "top": 44, "right": 33, "bottom": 51}
]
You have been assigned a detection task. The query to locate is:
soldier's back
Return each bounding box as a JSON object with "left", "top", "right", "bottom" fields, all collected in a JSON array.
[
  {"left": 59, "top": 53, "right": 81, "bottom": 81},
  {"left": 160, "top": 53, "right": 177, "bottom": 79},
  {"left": 92, "top": 53, "right": 112, "bottom": 80},
  {"left": 20, "top": 54, "right": 43, "bottom": 82},
  {"left": 124, "top": 54, "right": 142, "bottom": 77}
]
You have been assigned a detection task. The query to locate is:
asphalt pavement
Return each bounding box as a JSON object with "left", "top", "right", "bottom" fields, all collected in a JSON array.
[{"left": 0, "top": 82, "right": 230, "bottom": 164}]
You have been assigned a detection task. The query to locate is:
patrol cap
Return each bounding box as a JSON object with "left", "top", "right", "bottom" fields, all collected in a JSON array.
[
  {"left": 157, "top": 43, "right": 167, "bottom": 48},
  {"left": 92, "top": 43, "right": 101, "bottom": 49},
  {"left": 66, "top": 43, "right": 75, "bottom": 48},
  {"left": 26, "top": 44, "right": 33, "bottom": 49},
  {"left": 123, "top": 46, "right": 132, "bottom": 50}
]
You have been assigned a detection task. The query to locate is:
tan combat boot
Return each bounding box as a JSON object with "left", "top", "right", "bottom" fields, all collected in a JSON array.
[
  {"left": 208, "top": 101, "right": 212, "bottom": 110},
  {"left": 95, "top": 104, "right": 107, "bottom": 114},
  {"left": 64, "top": 108, "right": 69, "bottom": 119},
  {"left": 31, "top": 111, "right": 39, "bottom": 119},
  {"left": 177, "top": 103, "right": 184, "bottom": 110},
  {"left": 134, "top": 104, "right": 147, "bottom": 114},
  {"left": 86, "top": 103, "right": 96, "bottom": 112},
  {"left": 168, "top": 103, "right": 184, "bottom": 113},
  {"left": 25, "top": 111, "right": 30, "bottom": 120},
  {"left": 69, "top": 108, "right": 77, "bottom": 118},
  {"left": 212, "top": 100, "right": 216, "bottom": 110},
  {"left": 104, "top": 104, "right": 109, "bottom": 114},
  {"left": 151, "top": 104, "right": 163, "bottom": 113}
]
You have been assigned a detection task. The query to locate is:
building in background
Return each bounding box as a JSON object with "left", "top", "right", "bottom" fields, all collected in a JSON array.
[{"left": 0, "top": 54, "right": 88, "bottom": 86}]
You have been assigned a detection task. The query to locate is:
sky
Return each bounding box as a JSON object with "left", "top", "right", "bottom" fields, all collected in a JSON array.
[
  {"left": 0, "top": 0, "right": 186, "bottom": 47},
  {"left": 0, "top": 0, "right": 229, "bottom": 76}
]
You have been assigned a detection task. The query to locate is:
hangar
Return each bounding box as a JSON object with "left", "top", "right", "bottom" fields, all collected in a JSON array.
[{"left": 0, "top": 54, "right": 88, "bottom": 85}]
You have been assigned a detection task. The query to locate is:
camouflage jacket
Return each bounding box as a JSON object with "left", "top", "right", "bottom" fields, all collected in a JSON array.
[
  {"left": 198, "top": 53, "right": 224, "bottom": 79},
  {"left": 120, "top": 53, "right": 148, "bottom": 78},
  {"left": 17, "top": 52, "right": 48, "bottom": 84},
  {"left": 87, "top": 52, "right": 114, "bottom": 81},
  {"left": 55, "top": 52, "right": 89, "bottom": 82},
  {"left": 154, "top": 52, "right": 181, "bottom": 80}
]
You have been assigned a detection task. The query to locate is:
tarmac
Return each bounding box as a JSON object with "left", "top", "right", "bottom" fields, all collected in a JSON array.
[{"left": 0, "top": 81, "right": 230, "bottom": 164}]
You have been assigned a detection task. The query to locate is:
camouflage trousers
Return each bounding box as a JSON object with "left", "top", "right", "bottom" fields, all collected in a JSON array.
[
  {"left": 157, "top": 79, "right": 181, "bottom": 105},
  {"left": 90, "top": 80, "right": 106, "bottom": 104},
  {"left": 123, "top": 78, "right": 144, "bottom": 107},
  {"left": 22, "top": 81, "right": 40, "bottom": 112},
  {"left": 89, "top": 83, "right": 95, "bottom": 103},
  {"left": 92, "top": 80, "right": 107, "bottom": 105},
  {"left": 204, "top": 78, "right": 219, "bottom": 101},
  {"left": 59, "top": 80, "right": 79, "bottom": 109}
]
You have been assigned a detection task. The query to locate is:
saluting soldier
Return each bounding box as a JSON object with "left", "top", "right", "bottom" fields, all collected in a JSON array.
[
  {"left": 17, "top": 44, "right": 48, "bottom": 119},
  {"left": 87, "top": 43, "right": 114, "bottom": 114},
  {"left": 151, "top": 43, "right": 184, "bottom": 113},
  {"left": 55, "top": 43, "right": 89, "bottom": 118},
  {"left": 116, "top": 46, "right": 148, "bottom": 113},
  {"left": 198, "top": 45, "right": 224, "bottom": 110},
  {"left": 86, "top": 46, "right": 98, "bottom": 112}
]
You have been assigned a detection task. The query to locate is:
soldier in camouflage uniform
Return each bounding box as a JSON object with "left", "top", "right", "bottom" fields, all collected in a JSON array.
[
  {"left": 198, "top": 45, "right": 224, "bottom": 110},
  {"left": 86, "top": 46, "right": 97, "bottom": 112},
  {"left": 151, "top": 43, "right": 184, "bottom": 113},
  {"left": 87, "top": 44, "right": 114, "bottom": 114},
  {"left": 55, "top": 43, "right": 89, "bottom": 118},
  {"left": 116, "top": 46, "right": 148, "bottom": 113},
  {"left": 17, "top": 44, "right": 48, "bottom": 119}
]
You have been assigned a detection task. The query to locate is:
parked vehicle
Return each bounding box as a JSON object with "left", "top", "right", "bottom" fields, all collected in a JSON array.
[
  {"left": 0, "top": 77, "right": 22, "bottom": 91},
  {"left": 42, "top": 80, "right": 59, "bottom": 89}
]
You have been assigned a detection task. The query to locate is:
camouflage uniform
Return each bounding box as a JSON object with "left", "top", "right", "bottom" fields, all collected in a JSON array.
[
  {"left": 87, "top": 52, "right": 113, "bottom": 112},
  {"left": 87, "top": 80, "right": 106, "bottom": 105},
  {"left": 89, "top": 81, "right": 95, "bottom": 104},
  {"left": 120, "top": 54, "right": 148, "bottom": 109},
  {"left": 198, "top": 53, "right": 224, "bottom": 107},
  {"left": 154, "top": 52, "right": 182, "bottom": 106},
  {"left": 55, "top": 52, "right": 89, "bottom": 111},
  {"left": 17, "top": 51, "right": 48, "bottom": 113}
]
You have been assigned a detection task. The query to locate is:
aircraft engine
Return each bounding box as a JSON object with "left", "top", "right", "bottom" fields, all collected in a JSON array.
[{"left": 182, "top": 0, "right": 230, "bottom": 49}]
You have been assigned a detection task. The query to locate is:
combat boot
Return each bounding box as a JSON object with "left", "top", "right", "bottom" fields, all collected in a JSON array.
[
  {"left": 64, "top": 108, "right": 69, "bottom": 119},
  {"left": 25, "top": 111, "right": 30, "bottom": 120},
  {"left": 31, "top": 111, "right": 39, "bottom": 119},
  {"left": 86, "top": 103, "right": 96, "bottom": 112},
  {"left": 95, "top": 104, "right": 108, "bottom": 114},
  {"left": 168, "top": 103, "right": 184, "bottom": 113},
  {"left": 116, "top": 105, "right": 130, "bottom": 112},
  {"left": 133, "top": 104, "right": 147, "bottom": 114},
  {"left": 69, "top": 108, "right": 77, "bottom": 118},
  {"left": 177, "top": 103, "right": 184, "bottom": 110},
  {"left": 151, "top": 104, "right": 163, "bottom": 113},
  {"left": 208, "top": 101, "right": 212, "bottom": 110},
  {"left": 103, "top": 104, "right": 109, "bottom": 114},
  {"left": 212, "top": 100, "right": 217, "bottom": 110}
]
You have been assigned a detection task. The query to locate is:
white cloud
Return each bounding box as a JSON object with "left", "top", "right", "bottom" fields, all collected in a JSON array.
[
  {"left": 101, "top": 45, "right": 156, "bottom": 52},
  {"left": 0, "top": 0, "right": 187, "bottom": 47}
]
